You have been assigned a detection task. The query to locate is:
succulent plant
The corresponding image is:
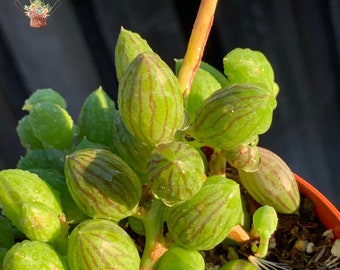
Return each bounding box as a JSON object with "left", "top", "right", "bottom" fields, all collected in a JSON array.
[
  {"left": 147, "top": 141, "right": 206, "bottom": 206},
  {"left": 118, "top": 52, "right": 185, "bottom": 146},
  {"left": 64, "top": 148, "right": 141, "bottom": 222},
  {"left": 166, "top": 175, "right": 243, "bottom": 250},
  {"left": 3, "top": 240, "right": 67, "bottom": 270},
  {"left": 3, "top": 1, "right": 319, "bottom": 268},
  {"left": 67, "top": 219, "right": 140, "bottom": 270},
  {"left": 238, "top": 147, "right": 300, "bottom": 214}
]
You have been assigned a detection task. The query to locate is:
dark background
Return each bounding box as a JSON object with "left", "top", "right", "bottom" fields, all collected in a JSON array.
[{"left": 0, "top": 0, "right": 339, "bottom": 208}]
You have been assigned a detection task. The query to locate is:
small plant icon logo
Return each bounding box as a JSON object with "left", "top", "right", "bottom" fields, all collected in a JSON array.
[{"left": 14, "top": 0, "right": 61, "bottom": 28}]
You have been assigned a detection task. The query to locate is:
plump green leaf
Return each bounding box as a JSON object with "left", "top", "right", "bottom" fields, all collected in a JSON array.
[
  {"left": 3, "top": 240, "right": 67, "bottom": 270},
  {"left": 65, "top": 149, "right": 141, "bottom": 222},
  {"left": 238, "top": 147, "right": 300, "bottom": 214},
  {"left": 77, "top": 87, "right": 116, "bottom": 148},
  {"left": 16, "top": 115, "right": 44, "bottom": 150},
  {"left": 0, "top": 169, "right": 62, "bottom": 241},
  {"left": 115, "top": 27, "right": 153, "bottom": 82},
  {"left": 118, "top": 52, "right": 184, "bottom": 146},
  {"left": 148, "top": 141, "right": 206, "bottom": 206},
  {"left": 166, "top": 176, "right": 243, "bottom": 250},
  {"left": 29, "top": 102, "right": 74, "bottom": 149},
  {"left": 67, "top": 219, "right": 140, "bottom": 270},
  {"left": 189, "top": 83, "right": 277, "bottom": 149},
  {"left": 155, "top": 246, "right": 205, "bottom": 270},
  {"left": 22, "top": 88, "right": 67, "bottom": 111},
  {"left": 223, "top": 48, "right": 278, "bottom": 96}
]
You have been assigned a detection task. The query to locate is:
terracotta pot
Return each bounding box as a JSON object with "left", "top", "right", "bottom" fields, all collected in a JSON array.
[
  {"left": 29, "top": 15, "right": 47, "bottom": 28},
  {"left": 294, "top": 173, "right": 340, "bottom": 239}
]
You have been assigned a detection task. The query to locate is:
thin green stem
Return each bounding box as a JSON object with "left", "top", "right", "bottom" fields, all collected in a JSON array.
[
  {"left": 138, "top": 199, "right": 169, "bottom": 270},
  {"left": 254, "top": 236, "right": 270, "bottom": 258}
]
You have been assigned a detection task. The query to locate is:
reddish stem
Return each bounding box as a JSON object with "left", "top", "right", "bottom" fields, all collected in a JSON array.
[{"left": 178, "top": 0, "right": 219, "bottom": 98}]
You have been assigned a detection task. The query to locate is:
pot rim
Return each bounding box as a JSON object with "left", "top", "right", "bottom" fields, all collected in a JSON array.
[{"left": 294, "top": 173, "right": 340, "bottom": 239}]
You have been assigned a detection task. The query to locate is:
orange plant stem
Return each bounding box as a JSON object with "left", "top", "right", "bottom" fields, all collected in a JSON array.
[
  {"left": 227, "top": 224, "right": 251, "bottom": 243},
  {"left": 178, "top": 0, "right": 219, "bottom": 98}
]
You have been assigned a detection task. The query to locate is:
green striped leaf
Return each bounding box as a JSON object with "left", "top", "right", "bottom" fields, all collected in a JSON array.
[
  {"left": 189, "top": 83, "right": 277, "bottom": 149},
  {"left": 147, "top": 141, "right": 206, "bottom": 206},
  {"left": 166, "top": 176, "right": 242, "bottom": 250},
  {"left": 67, "top": 219, "right": 140, "bottom": 270},
  {"left": 64, "top": 149, "right": 141, "bottom": 222},
  {"left": 118, "top": 52, "right": 184, "bottom": 146},
  {"left": 115, "top": 27, "right": 154, "bottom": 82},
  {"left": 238, "top": 147, "right": 300, "bottom": 214}
]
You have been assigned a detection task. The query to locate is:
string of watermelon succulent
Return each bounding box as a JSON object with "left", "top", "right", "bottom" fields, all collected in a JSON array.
[{"left": 0, "top": 0, "right": 310, "bottom": 269}]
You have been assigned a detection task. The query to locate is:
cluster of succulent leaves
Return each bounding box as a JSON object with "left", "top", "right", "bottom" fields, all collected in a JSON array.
[
  {"left": 0, "top": 28, "right": 301, "bottom": 270},
  {"left": 24, "top": 0, "right": 51, "bottom": 15}
]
